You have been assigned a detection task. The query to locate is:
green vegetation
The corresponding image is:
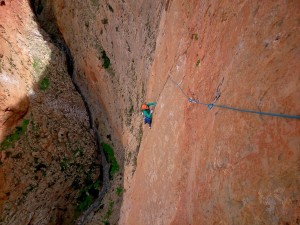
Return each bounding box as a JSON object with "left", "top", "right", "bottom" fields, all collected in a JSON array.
[
  {"left": 32, "top": 58, "right": 41, "bottom": 72},
  {"left": 60, "top": 157, "right": 71, "bottom": 171},
  {"left": 116, "top": 186, "right": 123, "bottom": 196},
  {"left": 77, "top": 192, "right": 93, "bottom": 213},
  {"left": 96, "top": 43, "right": 112, "bottom": 71},
  {"left": 196, "top": 59, "right": 201, "bottom": 66},
  {"left": 102, "top": 201, "right": 114, "bottom": 224},
  {"left": 0, "top": 119, "right": 29, "bottom": 150},
  {"left": 101, "top": 143, "right": 119, "bottom": 178},
  {"left": 192, "top": 33, "right": 199, "bottom": 40},
  {"left": 39, "top": 77, "right": 50, "bottom": 90},
  {"left": 101, "top": 50, "right": 111, "bottom": 69},
  {"left": 76, "top": 178, "right": 100, "bottom": 213},
  {"left": 73, "top": 147, "right": 83, "bottom": 157},
  {"left": 32, "top": 58, "right": 46, "bottom": 77}
]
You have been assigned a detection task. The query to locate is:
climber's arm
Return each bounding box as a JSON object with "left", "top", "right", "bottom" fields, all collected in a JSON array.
[{"left": 147, "top": 102, "right": 156, "bottom": 107}]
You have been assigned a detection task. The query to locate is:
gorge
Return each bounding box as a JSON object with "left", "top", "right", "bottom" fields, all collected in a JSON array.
[{"left": 0, "top": 0, "right": 299, "bottom": 224}]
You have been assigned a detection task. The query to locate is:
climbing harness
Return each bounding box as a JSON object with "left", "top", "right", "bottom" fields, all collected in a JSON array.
[{"left": 166, "top": 75, "right": 300, "bottom": 120}]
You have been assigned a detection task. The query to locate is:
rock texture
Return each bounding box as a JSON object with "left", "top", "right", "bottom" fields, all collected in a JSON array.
[
  {"left": 120, "top": 1, "right": 300, "bottom": 225},
  {"left": 0, "top": 0, "right": 299, "bottom": 224},
  {"left": 38, "top": 0, "right": 165, "bottom": 223},
  {"left": 36, "top": 0, "right": 300, "bottom": 224},
  {"left": 0, "top": 0, "right": 31, "bottom": 142},
  {"left": 0, "top": 1, "right": 97, "bottom": 224}
]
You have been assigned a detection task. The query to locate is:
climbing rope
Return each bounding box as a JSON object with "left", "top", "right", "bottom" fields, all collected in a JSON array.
[{"left": 168, "top": 76, "right": 300, "bottom": 120}]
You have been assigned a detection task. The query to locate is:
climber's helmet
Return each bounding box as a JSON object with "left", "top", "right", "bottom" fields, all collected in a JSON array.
[{"left": 141, "top": 104, "right": 149, "bottom": 110}]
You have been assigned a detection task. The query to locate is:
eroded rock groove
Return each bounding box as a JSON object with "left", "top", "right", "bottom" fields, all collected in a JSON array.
[{"left": 30, "top": 3, "right": 110, "bottom": 223}]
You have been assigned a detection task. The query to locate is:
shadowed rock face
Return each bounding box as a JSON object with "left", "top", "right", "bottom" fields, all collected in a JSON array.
[
  {"left": 0, "top": 1, "right": 97, "bottom": 224},
  {"left": 1, "top": 0, "right": 299, "bottom": 224}
]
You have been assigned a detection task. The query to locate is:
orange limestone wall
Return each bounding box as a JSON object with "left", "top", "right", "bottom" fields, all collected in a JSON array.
[
  {"left": 120, "top": 1, "right": 300, "bottom": 224},
  {"left": 4, "top": 0, "right": 298, "bottom": 224}
]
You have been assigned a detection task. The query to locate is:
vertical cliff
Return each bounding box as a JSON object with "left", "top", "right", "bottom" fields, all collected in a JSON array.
[
  {"left": 0, "top": 0, "right": 299, "bottom": 224},
  {"left": 37, "top": 1, "right": 165, "bottom": 223},
  {"left": 28, "top": 0, "right": 300, "bottom": 224},
  {"left": 120, "top": 1, "right": 300, "bottom": 224}
]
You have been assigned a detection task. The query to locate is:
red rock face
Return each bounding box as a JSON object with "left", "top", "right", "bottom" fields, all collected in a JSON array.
[
  {"left": 120, "top": 1, "right": 300, "bottom": 224},
  {"left": 0, "top": 0, "right": 31, "bottom": 141},
  {"left": 2, "top": 0, "right": 298, "bottom": 224}
]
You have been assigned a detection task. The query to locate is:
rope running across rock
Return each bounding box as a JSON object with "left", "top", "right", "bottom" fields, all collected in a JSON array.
[{"left": 157, "top": 75, "right": 300, "bottom": 120}]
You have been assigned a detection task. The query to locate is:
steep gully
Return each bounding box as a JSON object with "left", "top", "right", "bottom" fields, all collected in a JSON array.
[
  {"left": 30, "top": 3, "right": 110, "bottom": 224},
  {"left": 61, "top": 38, "right": 110, "bottom": 225}
]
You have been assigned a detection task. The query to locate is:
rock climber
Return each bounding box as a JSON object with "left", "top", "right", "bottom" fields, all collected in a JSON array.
[{"left": 141, "top": 102, "right": 156, "bottom": 129}]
